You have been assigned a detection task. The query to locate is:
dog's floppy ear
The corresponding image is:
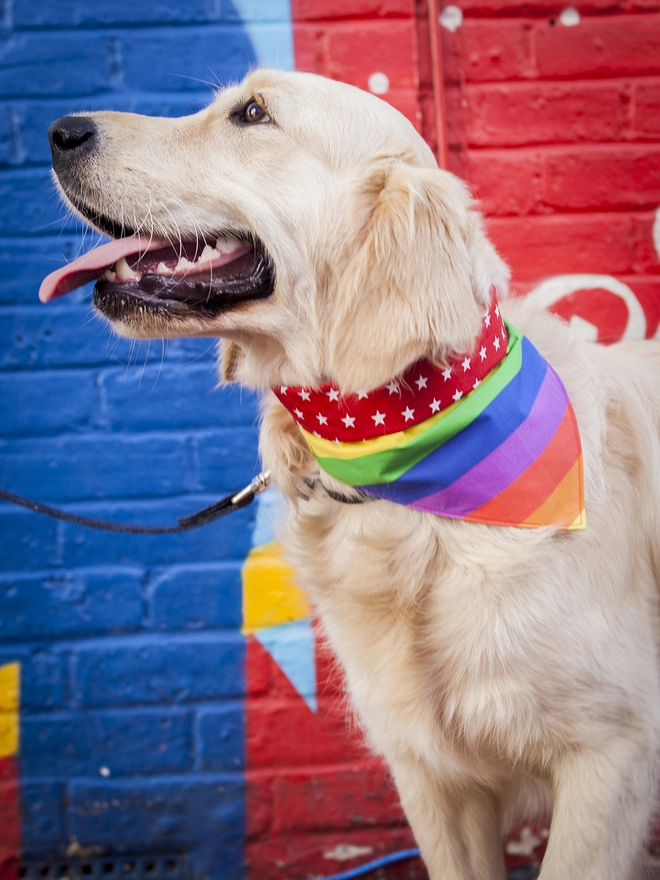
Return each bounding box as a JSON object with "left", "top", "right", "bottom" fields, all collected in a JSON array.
[{"left": 328, "top": 163, "right": 506, "bottom": 394}]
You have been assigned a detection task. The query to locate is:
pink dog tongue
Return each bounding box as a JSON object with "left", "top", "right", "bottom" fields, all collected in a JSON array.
[{"left": 39, "top": 235, "right": 170, "bottom": 303}]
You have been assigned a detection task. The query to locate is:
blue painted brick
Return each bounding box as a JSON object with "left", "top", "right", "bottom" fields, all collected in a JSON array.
[
  {"left": 148, "top": 563, "right": 243, "bottom": 631},
  {"left": 71, "top": 632, "right": 246, "bottom": 707},
  {"left": 14, "top": 0, "right": 242, "bottom": 27},
  {"left": 0, "top": 369, "right": 99, "bottom": 436},
  {"left": 0, "top": 304, "right": 220, "bottom": 368},
  {"left": 0, "top": 168, "right": 71, "bottom": 234},
  {"left": 0, "top": 643, "right": 67, "bottom": 710},
  {"left": 0, "top": 506, "right": 61, "bottom": 572},
  {"left": 21, "top": 708, "right": 192, "bottom": 777},
  {"left": 194, "top": 428, "right": 261, "bottom": 492},
  {"left": 20, "top": 781, "right": 68, "bottom": 857},
  {"left": 58, "top": 497, "right": 255, "bottom": 569},
  {"left": 69, "top": 776, "right": 245, "bottom": 876},
  {"left": 100, "top": 363, "right": 259, "bottom": 431},
  {"left": 195, "top": 703, "right": 244, "bottom": 771},
  {"left": 0, "top": 237, "right": 90, "bottom": 305},
  {"left": 0, "top": 433, "right": 195, "bottom": 502},
  {"left": 0, "top": 567, "right": 144, "bottom": 639},
  {"left": 0, "top": 32, "right": 120, "bottom": 98},
  {"left": 120, "top": 27, "right": 256, "bottom": 91}
]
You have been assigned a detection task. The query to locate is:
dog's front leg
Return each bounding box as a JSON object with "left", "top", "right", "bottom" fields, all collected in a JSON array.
[
  {"left": 390, "top": 756, "right": 507, "bottom": 880},
  {"left": 539, "top": 736, "right": 659, "bottom": 880}
]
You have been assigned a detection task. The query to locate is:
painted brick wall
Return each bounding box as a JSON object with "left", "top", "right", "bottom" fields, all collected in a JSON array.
[
  {"left": 440, "top": 0, "right": 660, "bottom": 342},
  {"left": 0, "top": 4, "right": 290, "bottom": 879}
]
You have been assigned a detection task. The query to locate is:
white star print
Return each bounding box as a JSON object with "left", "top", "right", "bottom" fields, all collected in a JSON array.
[
  {"left": 452, "top": 389, "right": 464, "bottom": 402},
  {"left": 341, "top": 414, "right": 356, "bottom": 428},
  {"left": 485, "top": 313, "right": 491, "bottom": 328},
  {"left": 298, "top": 389, "right": 311, "bottom": 401},
  {"left": 313, "top": 431, "right": 321, "bottom": 438},
  {"left": 415, "top": 375, "right": 428, "bottom": 390},
  {"left": 280, "top": 386, "right": 288, "bottom": 394},
  {"left": 493, "top": 337, "right": 501, "bottom": 351},
  {"left": 402, "top": 407, "right": 415, "bottom": 421},
  {"left": 294, "top": 408, "right": 304, "bottom": 419},
  {"left": 386, "top": 380, "right": 399, "bottom": 395},
  {"left": 316, "top": 413, "right": 328, "bottom": 425},
  {"left": 479, "top": 346, "right": 487, "bottom": 361},
  {"left": 442, "top": 367, "right": 452, "bottom": 381},
  {"left": 372, "top": 411, "right": 386, "bottom": 426},
  {"left": 326, "top": 388, "right": 340, "bottom": 402},
  {"left": 357, "top": 389, "right": 368, "bottom": 400},
  {"left": 430, "top": 399, "right": 442, "bottom": 413},
  {"left": 473, "top": 378, "right": 481, "bottom": 389},
  {"left": 333, "top": 438, "right": 341, "bottom": 444},
  {"left": 462, "top": 357, "right": 471, "bottom": 372},
  {"left": 495, "top": 304, "right": 500, "bottom": 318},
  {"left": 502, "top": 328, "right": 507, "bottom": 341}
]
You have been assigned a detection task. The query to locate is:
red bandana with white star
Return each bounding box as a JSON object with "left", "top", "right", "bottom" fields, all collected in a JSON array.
[{"left": 274, "top": 291, "right": 507, "bottom": 443}]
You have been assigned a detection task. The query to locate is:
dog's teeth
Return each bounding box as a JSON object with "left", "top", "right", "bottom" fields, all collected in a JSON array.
[
  {"left": 156, "top": 262, "right": 171, "bottom": 275},
  {"left": 116, "top": 257, "right": 140, "bottom": 281},
  {"left": 199, "top": 244, "right": 219, "bottom": 263},
  {"left": 175, "top": 256, "right": 196, "bottom": 272},
  {"left": 103, "top": 269, "right": 117, "bottom": 282}
]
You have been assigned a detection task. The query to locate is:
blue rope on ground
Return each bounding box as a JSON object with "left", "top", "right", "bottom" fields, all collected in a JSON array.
[{"left": 315, "top": 848, "right": 422, "bottom": 880}]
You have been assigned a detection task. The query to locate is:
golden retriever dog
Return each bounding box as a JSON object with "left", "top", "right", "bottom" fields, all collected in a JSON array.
[{"left": 41, "top": 69, "right": 660, "bottom": 880}]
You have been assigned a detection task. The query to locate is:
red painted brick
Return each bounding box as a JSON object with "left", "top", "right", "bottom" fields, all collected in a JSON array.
[
  {"left": 542, "top": 145, "right": 660, "bottom": 210},
  {"left": 246, "top": 696, "right": 368, "bottom": 768},
  {"left": 460, "top": 19, "right": 535, "bottom": 82},
  {"left": 294, "top": 20, "right": 418, "bottom": 91},
  {"left": 635, "top": 81, "right": 660, "bottom": 138},
  {"left": 454, "top": 0, "right": 628, "bottom": 12},
  {"left": 245, "top": 771, "right": 274, "bottom": 838},
  {"left": 463, "top": 148, "right": 542, "bottom": 215},
  {"left": 485, "top": 213, "right": 635, "bottom": 280},
  {"left": 464, "top": 81, "right": 624, "bottom": 147},
  {"left": 633, "top": 212, "right": 660, "bottom": 273},
  {"left": 246, "top": 634, "right": 271, "bottom": 697},
  {"left": 272, "top": 762, "right": 405, "bottom": 832},
  {"left": 623, "top": 275, "right": 660, "bottom": 336},
  {"left": 246, "top": 827, "right": 421, "bottom": 880},
  {"left": 442, "top": 25, "right": 463, "bottom": 84},
  {"left": 535, "top": 14, "right": 660, "bottom": 79},
  {"left": 291, "top": 0, "right": 414, "bottom": 19}
]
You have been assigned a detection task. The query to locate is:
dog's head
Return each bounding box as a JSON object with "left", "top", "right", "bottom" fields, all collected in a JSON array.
[{"left": 42, "top": 68, "right": 509, "bottom": 393}]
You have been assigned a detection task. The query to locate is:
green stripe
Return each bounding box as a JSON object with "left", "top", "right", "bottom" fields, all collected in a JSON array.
[{"left": 315, "top": 323, "right": 524, "bottom": 486}]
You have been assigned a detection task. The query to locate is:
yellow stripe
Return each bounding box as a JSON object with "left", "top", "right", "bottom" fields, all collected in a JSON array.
[
  {"left": 301, "top": 398, "right": 461, "bottom": 460},
  {"left": 242, "top": 541, "right": 310, "bottom": 634},
  {"left": 0, "top": 662, "right": 19, "bottom": 759}
]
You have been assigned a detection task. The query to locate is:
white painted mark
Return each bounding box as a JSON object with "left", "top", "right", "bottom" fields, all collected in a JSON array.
[
  {"left": 324, "top": 844, "right": 374, "bottom": 862},
  {"left": 99, "top": 766, "right": 111, "bottom": 777},
  {"left": 368, "top": 72, "right": 390, "bottom": 95},
  {"left": 559, "top": 7, "right": 580, "bottom": 26},
  {"left": 526, "top": 274, "right": 647, "bottom": 341},
  {"left": 440, "top": 5, "right": 463, "bottom": 32},
  {"left": 653, "top": 206, "right": 660, "bottom": 260}
]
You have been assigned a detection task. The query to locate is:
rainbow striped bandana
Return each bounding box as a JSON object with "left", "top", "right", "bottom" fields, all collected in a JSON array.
[{"left": 274, "top": 298, "right": 586, "bottom": 530}]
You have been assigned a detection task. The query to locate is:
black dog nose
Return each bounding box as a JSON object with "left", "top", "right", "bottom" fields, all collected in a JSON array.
[{"left": 48, "top": 115, "right": 97, "bottom": 156}]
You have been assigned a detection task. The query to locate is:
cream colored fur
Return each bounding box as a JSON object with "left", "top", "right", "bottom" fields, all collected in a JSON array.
[{"left": 58, "top": 69, "right": 660, "bottom": 879}]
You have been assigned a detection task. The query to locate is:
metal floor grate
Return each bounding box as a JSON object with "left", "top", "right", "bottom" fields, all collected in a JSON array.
[{"left": 18, "top": 855, "right": 189, "bottom": 880}]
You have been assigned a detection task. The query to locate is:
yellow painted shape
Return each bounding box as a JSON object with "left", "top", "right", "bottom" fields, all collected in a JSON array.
[
  {"left": 242, "top": 541, "right": 309, "bottom": 634},
  {"left": 0, "top": 662, "right": 19, "bottom": 758}
]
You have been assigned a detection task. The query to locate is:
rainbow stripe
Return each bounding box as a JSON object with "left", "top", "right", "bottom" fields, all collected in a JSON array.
[{"left": 300, "top": 324, "right": 585, "bottom": 530}]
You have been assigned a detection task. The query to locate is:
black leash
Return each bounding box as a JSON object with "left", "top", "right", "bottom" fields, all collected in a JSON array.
[{"left": 0, "top": 472, "right": 272, "bottom": 534}]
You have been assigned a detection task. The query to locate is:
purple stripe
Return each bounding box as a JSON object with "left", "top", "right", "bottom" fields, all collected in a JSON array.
[{"left": 411, "top": 367, "right": 568, "bottom": 516}]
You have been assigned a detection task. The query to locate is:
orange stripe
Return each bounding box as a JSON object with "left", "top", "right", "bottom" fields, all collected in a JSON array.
[
  {"left": 523, "top": 456, "right": 585, "bottom": 528},
  {"left": 465, "top": 406, "right": 581, "bottom": 526}
]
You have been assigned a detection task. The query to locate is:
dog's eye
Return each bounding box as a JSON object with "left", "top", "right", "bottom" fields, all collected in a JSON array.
[{"left": 232, "top": 99, "right": 271, "bottom": 126}]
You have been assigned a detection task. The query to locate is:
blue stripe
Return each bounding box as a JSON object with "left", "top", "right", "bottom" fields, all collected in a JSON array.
[{"left": 358, "top": 337, "right": 548, "bottom": 505}]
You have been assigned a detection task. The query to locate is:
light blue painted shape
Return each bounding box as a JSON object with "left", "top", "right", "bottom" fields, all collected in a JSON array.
[
  {"left": 251, "top": 486, "right": 287, "bottom": 548},
  {"left": 253, "top": 618, "right": 317, "bottom": 712},
  {"left": 232, "top": 0, "right": 294, "bottom": 70}
]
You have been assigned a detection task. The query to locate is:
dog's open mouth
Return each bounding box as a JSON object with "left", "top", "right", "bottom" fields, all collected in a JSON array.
[{"left": 39, "top": 232, "right": 275, "bottom": 319}]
